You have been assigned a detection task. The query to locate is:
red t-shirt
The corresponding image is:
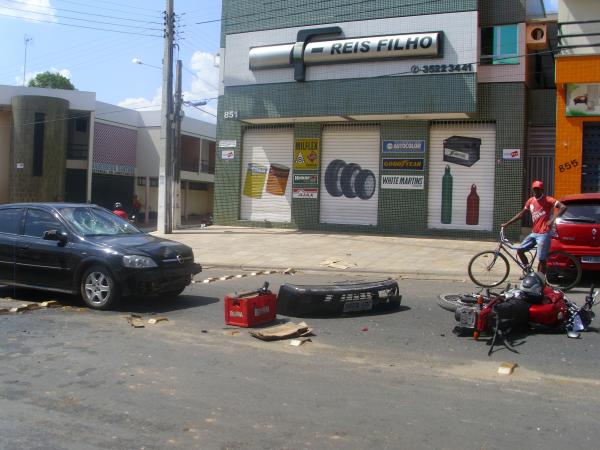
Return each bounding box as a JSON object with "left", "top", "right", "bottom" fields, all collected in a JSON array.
[
  {"left": 113, "top": 210, "right": 129, "bottom": 220},
  {"left": 525, "top": 195, "right": 557, "bottom": 234}
]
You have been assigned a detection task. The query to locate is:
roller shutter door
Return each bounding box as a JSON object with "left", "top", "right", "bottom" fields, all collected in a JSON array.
[
  {"left": 240, "top": 128, "right": 294, "bottom": 222},
  {"left": 428, "top": 123, "right": 496, "bottom": 231},
  {"left": 582, "top": 123, "right": 600, "bottom": 193},
  {"left": 320, "top": 125, "right": 380, "bottom": 226}
]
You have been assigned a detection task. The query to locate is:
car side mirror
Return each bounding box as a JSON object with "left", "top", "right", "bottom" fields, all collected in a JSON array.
[{"left": 43, "top": 229, "right": 68, "bottom": 244}]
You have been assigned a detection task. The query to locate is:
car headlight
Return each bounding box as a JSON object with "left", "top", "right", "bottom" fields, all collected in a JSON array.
[{"left": 122, "top": 255, "right": 158, "bottom": 268}]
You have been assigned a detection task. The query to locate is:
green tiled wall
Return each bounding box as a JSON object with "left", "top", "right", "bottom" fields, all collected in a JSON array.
[{"left": 220, "top": 0, "right": 477, "bottom": 47}]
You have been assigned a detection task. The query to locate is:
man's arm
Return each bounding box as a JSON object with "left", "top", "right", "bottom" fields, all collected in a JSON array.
[
  {"left": 547, "top": 201, "right": 567, "bottom": 228},
  {"left": 501, "top": 208, "right": 527, "bottom": 229}
]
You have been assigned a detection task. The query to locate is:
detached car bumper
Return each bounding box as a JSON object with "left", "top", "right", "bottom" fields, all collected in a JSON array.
[{"left": 119, "top": 263, "right": 202, "bottom": 296}]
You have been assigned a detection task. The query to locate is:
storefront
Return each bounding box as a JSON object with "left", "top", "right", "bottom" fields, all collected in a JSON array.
[{"left": 214, "top": 0, "right": 530, "bottom": 239}]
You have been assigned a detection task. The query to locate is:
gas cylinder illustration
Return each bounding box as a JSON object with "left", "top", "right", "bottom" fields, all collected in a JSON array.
[
  {"left": 441, "top": 165, "right": 453, "bottom": 224},
  {"left": 466, "top": 183, "right": 480, "bottom": 225}
]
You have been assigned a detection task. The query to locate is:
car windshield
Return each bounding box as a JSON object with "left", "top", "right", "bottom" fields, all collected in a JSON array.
[
  {"left": 58, "top": 206, "right": 142, "bottom": 236},
  {"left": 560, "top": 201, "right": 600, "bottom": 224}
]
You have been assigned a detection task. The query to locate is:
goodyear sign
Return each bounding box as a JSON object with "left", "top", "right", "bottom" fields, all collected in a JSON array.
[
  {"left": 294, "top": 138, "right": 320, "bottom": 170},
  {"left": 382, "top": 158, "right": 425, "bottom": 171}
]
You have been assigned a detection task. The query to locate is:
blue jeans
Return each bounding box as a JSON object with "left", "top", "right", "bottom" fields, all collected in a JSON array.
[{"left": 517, "top": 232, "right": 552, "bottom": 261}]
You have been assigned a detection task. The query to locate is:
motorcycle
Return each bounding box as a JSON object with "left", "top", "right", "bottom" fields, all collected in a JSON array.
[{"left": 447, "top": 284, "right": 597, "bottom": 355}]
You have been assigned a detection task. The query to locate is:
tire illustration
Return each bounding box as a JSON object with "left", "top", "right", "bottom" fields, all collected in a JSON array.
[
  {"left": 324, "top": 159, "right": 347, "bottom": 197},
  {"left": 545, "top": 250, "right": 582, "bottom": 292},
  {"left": 355, "top": 169, "right": 376, "bottom": 200},
  {"left": 80, "top": 265, "right": 120, "bottom": 310},
  {"left": 340, "top": 163, "right": 362, "bottom": 198},
  {"left": 468, "top": 251, "right": 510, "bottom": 287}
]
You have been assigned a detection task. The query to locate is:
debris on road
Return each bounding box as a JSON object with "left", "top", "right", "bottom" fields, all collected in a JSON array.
[
  {"left": 249, "top": 321, "right": 313, "bottom": 341},
  {"left": 41, "top": 300, "right": 61, "bottom": 308},
  {"left": 497, "top": 362, "right": 518, "bottom": 375},
  {"left": 0, "top": 308, "right": 9, "bottom": 315},
  {"left": 319, "top": 259, "right": 357, "bottom": 270},
  {"left": 223, "top": 330, "right": 240, "bottom": 336},
  {"left": 9, "top": 305, "right": 29, "bottom": 313},
  {"left": 290, "top": 338, "right": 312, "bottom": 346},
  {"left": 361, "top": 327, "right": 369, "bottom": 332},
  {"left": 148, "top": 317, "right": 168, "bottom": 325},
  {"left": 125, "top": 315, "right": 145, "bottom": 328}
]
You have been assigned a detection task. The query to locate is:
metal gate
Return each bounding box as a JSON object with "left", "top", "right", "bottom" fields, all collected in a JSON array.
[
  {"left": 582, "top": 123, "right": 600, "bottom": 193},
  {"left": 525, "top": 126, "right": 555, "bottom": 226}
]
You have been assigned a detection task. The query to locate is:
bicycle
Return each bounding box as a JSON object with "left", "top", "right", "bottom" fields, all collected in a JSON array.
[{"left": 467, "top": 229, "right": 582, "bottom": 291}]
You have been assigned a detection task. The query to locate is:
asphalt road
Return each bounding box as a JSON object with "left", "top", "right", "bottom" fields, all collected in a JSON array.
[{"left": 1, "top": 269, "right": 599, "bottom": 450}]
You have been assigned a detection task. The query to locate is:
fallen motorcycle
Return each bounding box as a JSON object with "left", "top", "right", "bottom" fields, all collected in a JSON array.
[{"left": 442, "top": 281, "right": 597, "bottom": 355}]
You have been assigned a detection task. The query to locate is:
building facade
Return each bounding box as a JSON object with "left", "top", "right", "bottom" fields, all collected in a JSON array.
[
  {"left": 0, "top": 85, "right": 216, "bottom": 222},
  {"left": 214, "top": 0, "right": 553, "bottom": 239},
  {"left": 554, "top": 0, "right": 600, "bottom": 197}
]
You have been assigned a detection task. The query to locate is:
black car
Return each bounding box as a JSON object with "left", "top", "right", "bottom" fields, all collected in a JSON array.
[{"left": 0, "top": 203, "right": 201, "bottom": 310}]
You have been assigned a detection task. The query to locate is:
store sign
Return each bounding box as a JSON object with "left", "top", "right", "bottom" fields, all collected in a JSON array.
[
  {"left": 221, "top": 150, "right": 235, "bottom": 160},
  {"left": 250, "top": 32, "right": 443, "bottom": 70},
  {"left": 92, "top": 162, "right": 134, "bottom": 176},
  {"left": 294, "top": 138, "right": 320, "bottom": 170},
  {"left": 566, "top": 84, "right": 600, "bottom": 117},
  {"left": 219, "top": 139, "right": 237, "bottom": 148},
  {"left": 293, "top": 187, "right": 318, "bottom": 199},
  {"left": 502, "top": 149, "right": 521, "bottom": 160},
  {"left": 382, "top": 158, "right": 425, "bottom": 170},
  {"left": 293, "top": 174, "right": 318, "bottom": 185},
  {"left": 382, "top": 140, "right": 425, "bottom": 153},
  {"left": 381, "top": 175, "right": 424, "bottom": 190}
]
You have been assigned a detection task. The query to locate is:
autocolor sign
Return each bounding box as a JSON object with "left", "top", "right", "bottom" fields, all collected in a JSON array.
[{"left": 250, "top": 32, "right": 442, "bottom": 70}]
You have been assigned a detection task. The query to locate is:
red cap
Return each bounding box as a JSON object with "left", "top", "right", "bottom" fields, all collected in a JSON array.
[{"left": 532, "top": 180, "right": 544, "bottom": 189}]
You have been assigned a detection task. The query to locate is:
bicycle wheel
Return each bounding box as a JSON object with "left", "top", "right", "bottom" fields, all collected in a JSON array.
[
  {"left": 468, "top": 251, "right": 510, "bottom": 287},
  {"left": 545, "top": 250, "right": 582, "bottom": 292},
  {"left": 437, "top": 293, "right": 489, "bottom": 312}
]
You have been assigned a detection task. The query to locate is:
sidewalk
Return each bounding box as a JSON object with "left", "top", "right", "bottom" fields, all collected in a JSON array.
[{"left": 153, "top": 226, "right": 525, "bottom": 280}]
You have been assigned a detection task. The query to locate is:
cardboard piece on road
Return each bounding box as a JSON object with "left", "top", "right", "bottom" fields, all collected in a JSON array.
[
  {"left": 24, "top": 303, "right": 41, "bottom": 311},
  {"left": 125, "top": 315, "right": 145, "bottom": 328},
  {"left": 148, "top": 317, "right": 168, "bottom": 324},
  {"left": 283, "top": 267, "right": 296, "bottom": 275},
  {"left": 249, "top": 321, "right": 313, "bottom": 341},
  {"left": 9, "top": 306, "right": 28, "bottom": 313},
  {"left": 498, "top": 362, "right": 518, "bottom": 375},
  {"left": 290, "top": 338, "right": 312, "bottom": 346},
  {"left": 41, "top": 300, "right": 61, "bottom": 308}
]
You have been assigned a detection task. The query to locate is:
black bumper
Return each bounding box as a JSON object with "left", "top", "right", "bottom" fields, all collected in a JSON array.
[
  {"left": 120, "top": 263, "right": 202, "bottom": 296},
  {"left": 277, "top": 279, "right": 402, "bottom": 317}
]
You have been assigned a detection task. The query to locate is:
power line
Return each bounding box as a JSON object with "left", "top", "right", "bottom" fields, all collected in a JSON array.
[
  {"left": 1, "top": 0, "right": 162, "bottom": 24},
  {"left": 0, "top": 4, "right": 163, "bottom": 30},
  {"left": 0, "top": 11, "right": 163, "bottom": 37}
]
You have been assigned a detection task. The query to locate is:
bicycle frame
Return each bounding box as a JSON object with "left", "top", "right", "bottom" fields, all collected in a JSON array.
[{"left": 491, "top": 229, "right": 537, "bottom": 274}]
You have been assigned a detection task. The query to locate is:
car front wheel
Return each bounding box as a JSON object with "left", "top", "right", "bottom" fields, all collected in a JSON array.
[{"left": 80, "top": 265, "right": 120, "bottom": 310}]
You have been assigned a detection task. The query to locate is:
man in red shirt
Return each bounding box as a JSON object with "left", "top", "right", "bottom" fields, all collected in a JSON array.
[
  {"left": 501, "top": 180, "right": 567, "bottom": 274},
  {"left": 112, "top": 202, "right": 129, "bottom": 220}
]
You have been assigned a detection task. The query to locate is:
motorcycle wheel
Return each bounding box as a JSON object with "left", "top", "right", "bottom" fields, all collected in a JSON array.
[{"left": 437, "top": 293, "right": 489, "bottom": 312}]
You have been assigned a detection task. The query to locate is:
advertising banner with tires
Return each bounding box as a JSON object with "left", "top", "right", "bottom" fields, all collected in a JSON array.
[
  {"left": 240, "top": 128, "right": 294, "bottom": 222},
  {"left": 427, "top": 123, "right": 496, "bottom": 231},
  {"left": 320, "top": 125, "right": 380, "bottom": 226}
]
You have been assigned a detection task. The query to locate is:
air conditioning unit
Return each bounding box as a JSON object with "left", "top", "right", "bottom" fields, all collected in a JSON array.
[{"left": 526, "top": 23, "right": 548, "bottom": 50}]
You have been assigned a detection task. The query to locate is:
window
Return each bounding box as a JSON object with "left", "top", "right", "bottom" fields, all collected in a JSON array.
[
  {"left": 137, "top": 177, "right": 146, "bottom": 187},
  {"left": 33, "top": 112, "right": 45, "bottom": 176},
  {"left": 188, "top": 182, "right": 208, "bottom": 191},
  {"left": 480, "top": 25, "right": 518, "bottom": 65},
  {"left": 75, "top": 118, "right": 88, "bottom": 133},
  {"left": 150, "top": 177, "right": 159, "bottom": 187},
  {"left": 24, "top": 209, "right": 63, "bottom": 238},
  {"left": 0, "top": 209, "right": 23, "bottom": 234}
]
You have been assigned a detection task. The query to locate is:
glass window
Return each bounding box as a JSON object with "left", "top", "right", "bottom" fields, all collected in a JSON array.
[
  {"left": 24, "top": 209, "right": 63, "bottom": 238},
  {"left": 58, "top": 207, "right": 141, "bottom": 237},
  {"left": 480, "top": 25, "right": 519, "bottom": 65},
  {"left": 0, "top": 209, "right": 23, "bottom": 235},
  {"left": 560, "top": 201, "right": 600, "bottom": 224}
]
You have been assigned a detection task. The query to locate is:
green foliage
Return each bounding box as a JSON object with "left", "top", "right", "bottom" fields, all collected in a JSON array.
[{"left": 28, "top": 71, "right": 75, "bottom": 90}]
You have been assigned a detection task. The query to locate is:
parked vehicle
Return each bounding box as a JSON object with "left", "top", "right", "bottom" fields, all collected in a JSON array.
[
  {"left": 551, "top": 193, "right": 600, "bottom": 272},
  {"left": 0, "top": 203, "right": 201, "bottom": 310},
  {"left": 446, "top": 277, "right": 597, "bottom": 355}
]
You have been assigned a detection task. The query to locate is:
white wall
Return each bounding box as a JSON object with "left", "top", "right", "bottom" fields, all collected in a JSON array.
[
  {"left": 0, "top": 111, "right": 10, "bottom": 204},
  {"left": 135, "top": 127, "right": 161, "bottom": 177},
  {"left": 559, "top": 0, "right": 600, "bottom": 55}
]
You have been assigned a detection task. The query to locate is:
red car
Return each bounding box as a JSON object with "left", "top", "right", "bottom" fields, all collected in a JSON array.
[{"left": 551, "top": 193, "right": 600, "bottom": 271}]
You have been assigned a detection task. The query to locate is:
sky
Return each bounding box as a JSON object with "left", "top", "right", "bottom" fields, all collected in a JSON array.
[{"left": 0, "top": 0, "right": 559, "bottom": 124}]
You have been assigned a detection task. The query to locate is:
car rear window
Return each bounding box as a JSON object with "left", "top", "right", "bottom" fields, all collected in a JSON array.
[
  {"left": 561, "top": 201, "right": 600, "bottom": 224},
  {"left": 0, "top": 208, "right": 23, "bottom": 235}
]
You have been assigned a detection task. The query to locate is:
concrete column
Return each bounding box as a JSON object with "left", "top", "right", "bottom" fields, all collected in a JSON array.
[
  {"left": 145, "top": 176, "right": 150, "bottom": 225},
  {"left": 86, "top": 111, "right": 95, "bottom": 202}
]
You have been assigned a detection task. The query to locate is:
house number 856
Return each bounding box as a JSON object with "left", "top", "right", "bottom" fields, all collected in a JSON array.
[{"left": 223, "top": 111, "right": 238, "bottom": 119}]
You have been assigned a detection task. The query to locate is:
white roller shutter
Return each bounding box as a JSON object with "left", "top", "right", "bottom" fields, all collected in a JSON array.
[
  {"left": 320, "top": 125, "right": 380, "bottom": 226},
  {"left": 428, "top": 123, "right": 496, "bottom": 231},
  {"left": 240, "top": 128, "right": 293, "bottom": 222}
]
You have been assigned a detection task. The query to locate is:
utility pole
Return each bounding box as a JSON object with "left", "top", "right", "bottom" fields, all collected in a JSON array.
[
  {"left": 173, "top": 59, "right": 183, "bottom": 229},
  {"left": 158, "top": 0, "right": 174, "bottom": 234},
  {"left": 23, "top": 36, "right": 32, "bottom": 86}
]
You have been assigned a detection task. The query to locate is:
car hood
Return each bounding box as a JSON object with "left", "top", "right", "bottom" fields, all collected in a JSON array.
[{"left": 87, "top": 234, "right": 194, "bottom": 262}]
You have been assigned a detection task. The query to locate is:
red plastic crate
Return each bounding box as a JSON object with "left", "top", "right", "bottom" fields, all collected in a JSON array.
[{"left": 224, "top": 289, "right": 277, "bottom": 327}]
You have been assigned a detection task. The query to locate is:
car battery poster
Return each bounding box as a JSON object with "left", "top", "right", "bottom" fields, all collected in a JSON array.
[{"left": 427, "top": 124, "right": 496, "bottom": 231}]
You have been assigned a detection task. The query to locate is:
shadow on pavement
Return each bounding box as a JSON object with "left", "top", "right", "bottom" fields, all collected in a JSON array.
[{"left": 117, "top": 294, "right": 220, "bottom": 314}]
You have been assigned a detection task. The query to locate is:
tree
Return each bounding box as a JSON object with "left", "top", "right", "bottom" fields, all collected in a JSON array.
[{"left": 28, "top": 71, "right": 75, "bottom": 90}]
